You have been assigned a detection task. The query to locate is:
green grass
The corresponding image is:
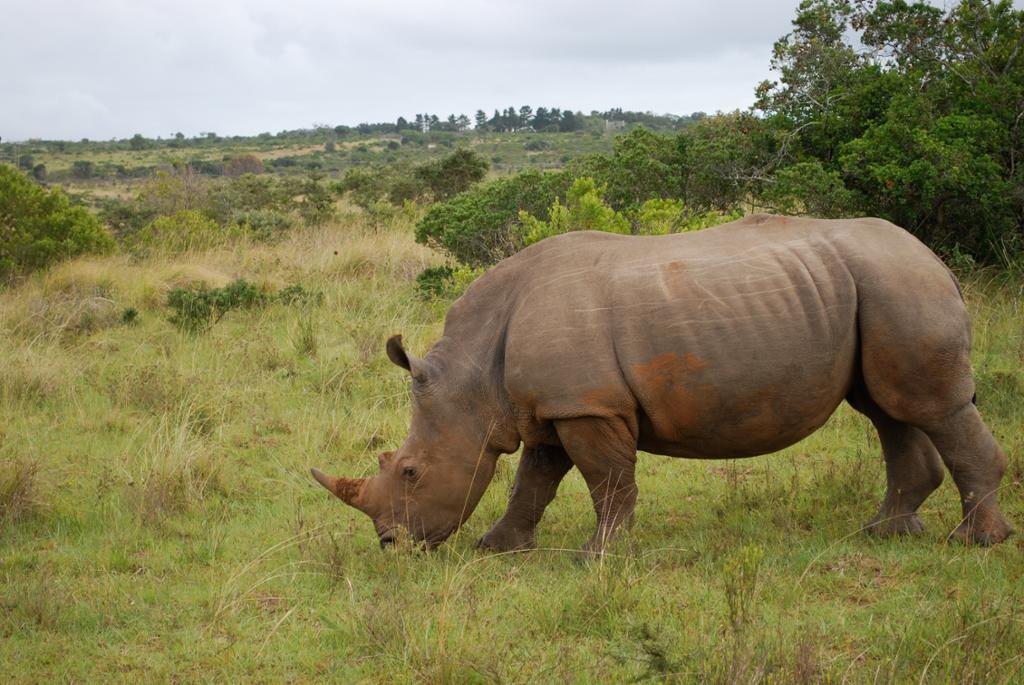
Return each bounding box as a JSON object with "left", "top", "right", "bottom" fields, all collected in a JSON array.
[{"left": 1, "top": 212, "right": 1023, "bottom": 683}]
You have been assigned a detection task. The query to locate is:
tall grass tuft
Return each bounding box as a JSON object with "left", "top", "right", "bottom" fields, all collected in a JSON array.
[
  {"left": 0, "top": 458, "right": 46, "bottom": 523},
  {"left": 129, "top": 399, "right": 224, "bottom": 522}
]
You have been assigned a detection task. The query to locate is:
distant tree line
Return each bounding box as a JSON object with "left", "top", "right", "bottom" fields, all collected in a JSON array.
[{"left": 0, "top": 108, "right": 701, "bottom": 159}]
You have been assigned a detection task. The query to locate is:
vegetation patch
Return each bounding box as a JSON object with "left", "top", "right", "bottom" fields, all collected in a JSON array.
[
  {"left": 0, "top": 164, "right": 115, "bottom": 281},
  {"left": 166, "top": 278, "right": 321, "bottom": 332}
]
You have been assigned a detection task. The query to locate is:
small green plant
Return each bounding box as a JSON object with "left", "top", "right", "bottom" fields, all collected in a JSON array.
[
  {"left": 166, "top": 279, "right": 321, "bottom": 332},
  {"left": 415, "top": 264, "right": 483, "bottom": 300},
  {"left": 723, "top": 543, "right": 764, "bottom": 634},
  {"left": 275, "top": 283, "right": 323, "bottom": 306},
  {"left": 121, "top": 307, "right": 139, "bottom": 325},
  {"left": 166, "top": 279, "right": 267, "bottom": 332},
  {"left": 415, "top": 265, "right": 455, "bottom": 299}
]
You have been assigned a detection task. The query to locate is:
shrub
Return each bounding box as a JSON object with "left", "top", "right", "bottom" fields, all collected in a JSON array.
[
  {"left": 415, "top": 168, "right": 575, "bottom": 266},
  {"left": 335, "top": 167, "right": 394, "bottom": 210},
  {"left": 136, "top": 165, "right": 209, "bottom": 217},
  {"left": 415, "top": 265, "right": 454, "bottom": 299},
  {"left": 0, "top": 164, "right": 115, "bottom": 280},
  {"left": 204, "top": 173, "right": 289, "bottom": 224},
  {"left": 293, "top": 173, "right": 335, "bottom": 226},
  {"left": 632, "top": 199, "right": 742, "bottom": 235},
  {"left": 166, "top": 279, "right": 267, "bottom": 332},
  {"left": 231, "top": 208, "right": 296, "bottom": 243},
  {"left": 166, "top": 279, "right": 321, "bottom": 332},
  {"left": 71, "top": 160, "right": 95, "bottom": 179},
  {"left": 520, "top": 177, "right": 630, "bottom": 246},
  {"left": 129, "top": 210, "right": 240, "bottom": 254},
  {"left": 414, "top": 148, "right": 489, "bottom": 201},
  {"left": 223, "top": 154, "right": 265, "bottom": 177},
  {"left": 415, "top": 264, "right": 484, "bottom": 300}
]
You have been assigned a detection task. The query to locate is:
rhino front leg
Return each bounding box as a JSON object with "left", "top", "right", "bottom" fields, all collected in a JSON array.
[
  {"left": 554, "top": 416, "right": 638, "bottom": 558},
  {"left": 477, "top": 444, "right": 573, "bottom": 552}
]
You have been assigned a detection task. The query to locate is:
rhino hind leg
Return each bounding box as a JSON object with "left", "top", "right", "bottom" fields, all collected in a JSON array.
[
  {"left": 858, "top": 299, "right": 1012, "bottom": 544},
  {"left": 553, "top": 416, "right": 639, "bottom": 558},
  {"left": 918, "top": 404, "right": 1013, "bottom": 545},
  {"left": 477, "top": 444, "right": 573, "bottom": 553},
  {"left": 848, "top": 386, "right": 944, "bottom": 536}
]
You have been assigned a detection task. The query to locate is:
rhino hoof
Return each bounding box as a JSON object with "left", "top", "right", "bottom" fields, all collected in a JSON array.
[
  {"left": 866, "top": 513, "right": 925, "bottom": 537},
  {"left": 948, "top": 516, "right": 1013, "bottom": 546},
  {"left": 476, "top": 527, "right": 537, "bottom": 553}
]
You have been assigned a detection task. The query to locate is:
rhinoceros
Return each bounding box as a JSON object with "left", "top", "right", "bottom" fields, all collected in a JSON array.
[{"left": 311, "top": 214, "right": 1013, "bottom": 555}]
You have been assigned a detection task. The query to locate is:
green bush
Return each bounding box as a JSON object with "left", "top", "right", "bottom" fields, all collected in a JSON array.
[
  {"left": 518, "top": 179, "right": 741, "bottom": 245},
  {"left": 204, "top": 173, "right": 290, "bottom": 224},
  {"left": 231, "top": 209, "right": 296, "bottom": 243},
  {"left": 414, "top": 148, "right": 489, "bottom": 201},
  {"left": 129, "top": 210, "right": 241, "bottom": 254},
  {"left": 167, "top": 279, "right": 321, "bottom": 332},
  {"left": 415, "top": 264, "right": 484, "bottom": 300},
  {"left": 520, "top": 177, "right": 630, "bottom": 246},
  {"left": 167, "top": 279, "right": 266, "bottom": 332},
  {"left": 631, "top": 199, "right": 742, "bottom": 235},
  {"left": 415, "top": 168, "right": 576, "bottom": 266},
  {"left": 415, "top": 265, "right": 454, "bottom": 299},
  {"left": 293, "top": 173, "right": 335, "bottom": 226},
  {"left": 0, "top": 164, "right": 115, "bottom": 280}
]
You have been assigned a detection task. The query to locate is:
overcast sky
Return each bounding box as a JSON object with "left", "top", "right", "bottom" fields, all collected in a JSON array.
[{"left": 3, "top": 0, "right": 806, "bottom": 142}]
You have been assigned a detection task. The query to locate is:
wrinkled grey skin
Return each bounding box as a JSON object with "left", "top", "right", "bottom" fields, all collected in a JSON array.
[{"left": 313, "top": 215, "right": 1013, "bottom": 555}]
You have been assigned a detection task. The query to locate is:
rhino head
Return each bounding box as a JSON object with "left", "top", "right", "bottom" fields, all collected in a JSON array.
[{"left": 311, "top": 335, "right": 502, "bottom": 548}]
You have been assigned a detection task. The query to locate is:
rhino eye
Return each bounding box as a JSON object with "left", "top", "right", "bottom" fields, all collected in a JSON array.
[{"left": 402, "top": 466, "right": 417, "bottom": 479}]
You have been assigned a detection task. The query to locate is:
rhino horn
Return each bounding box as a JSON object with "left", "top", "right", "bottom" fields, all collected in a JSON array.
[{"left": 310, "top": 468, "right": 369, "bottom": 512}]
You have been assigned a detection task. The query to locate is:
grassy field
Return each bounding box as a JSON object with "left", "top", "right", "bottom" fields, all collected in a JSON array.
[{"left": 2, "top": 208, "right": 1023, "bottom": 683}]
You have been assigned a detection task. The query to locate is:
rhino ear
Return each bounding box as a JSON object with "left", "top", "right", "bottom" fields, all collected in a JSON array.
[
  {"left": 387, "top": 334, "right": 431, "bottom": 382},
  {"left": 386, "top": 335, "right": 412, "bottom": 371}
]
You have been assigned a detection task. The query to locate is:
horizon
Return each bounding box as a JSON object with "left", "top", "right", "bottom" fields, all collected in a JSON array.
[{"left": 1, "top": 106, "right": 711, "bottom": 144}]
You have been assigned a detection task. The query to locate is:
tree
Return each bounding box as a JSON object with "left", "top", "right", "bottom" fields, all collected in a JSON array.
[
  {"left": 519, "top": 105, "right": 534, "bottom": 129},
  {"left": 559, "top": 110, "right": 582, "bottom": 132},
  {"left": 129, "top": 133, "right": 149, "bottom": 150},
  {"left": 474, "top": 110, "right": 488, "bottom": 130},
  {"left": 534, "top": 107, "right": 551, "bottom": 130},
  {"left": 755, "top": 0, "right": 1024, "bottom": 261},
  {"left": 415, "top": 148, "right": 490, "bottom": 200}
]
